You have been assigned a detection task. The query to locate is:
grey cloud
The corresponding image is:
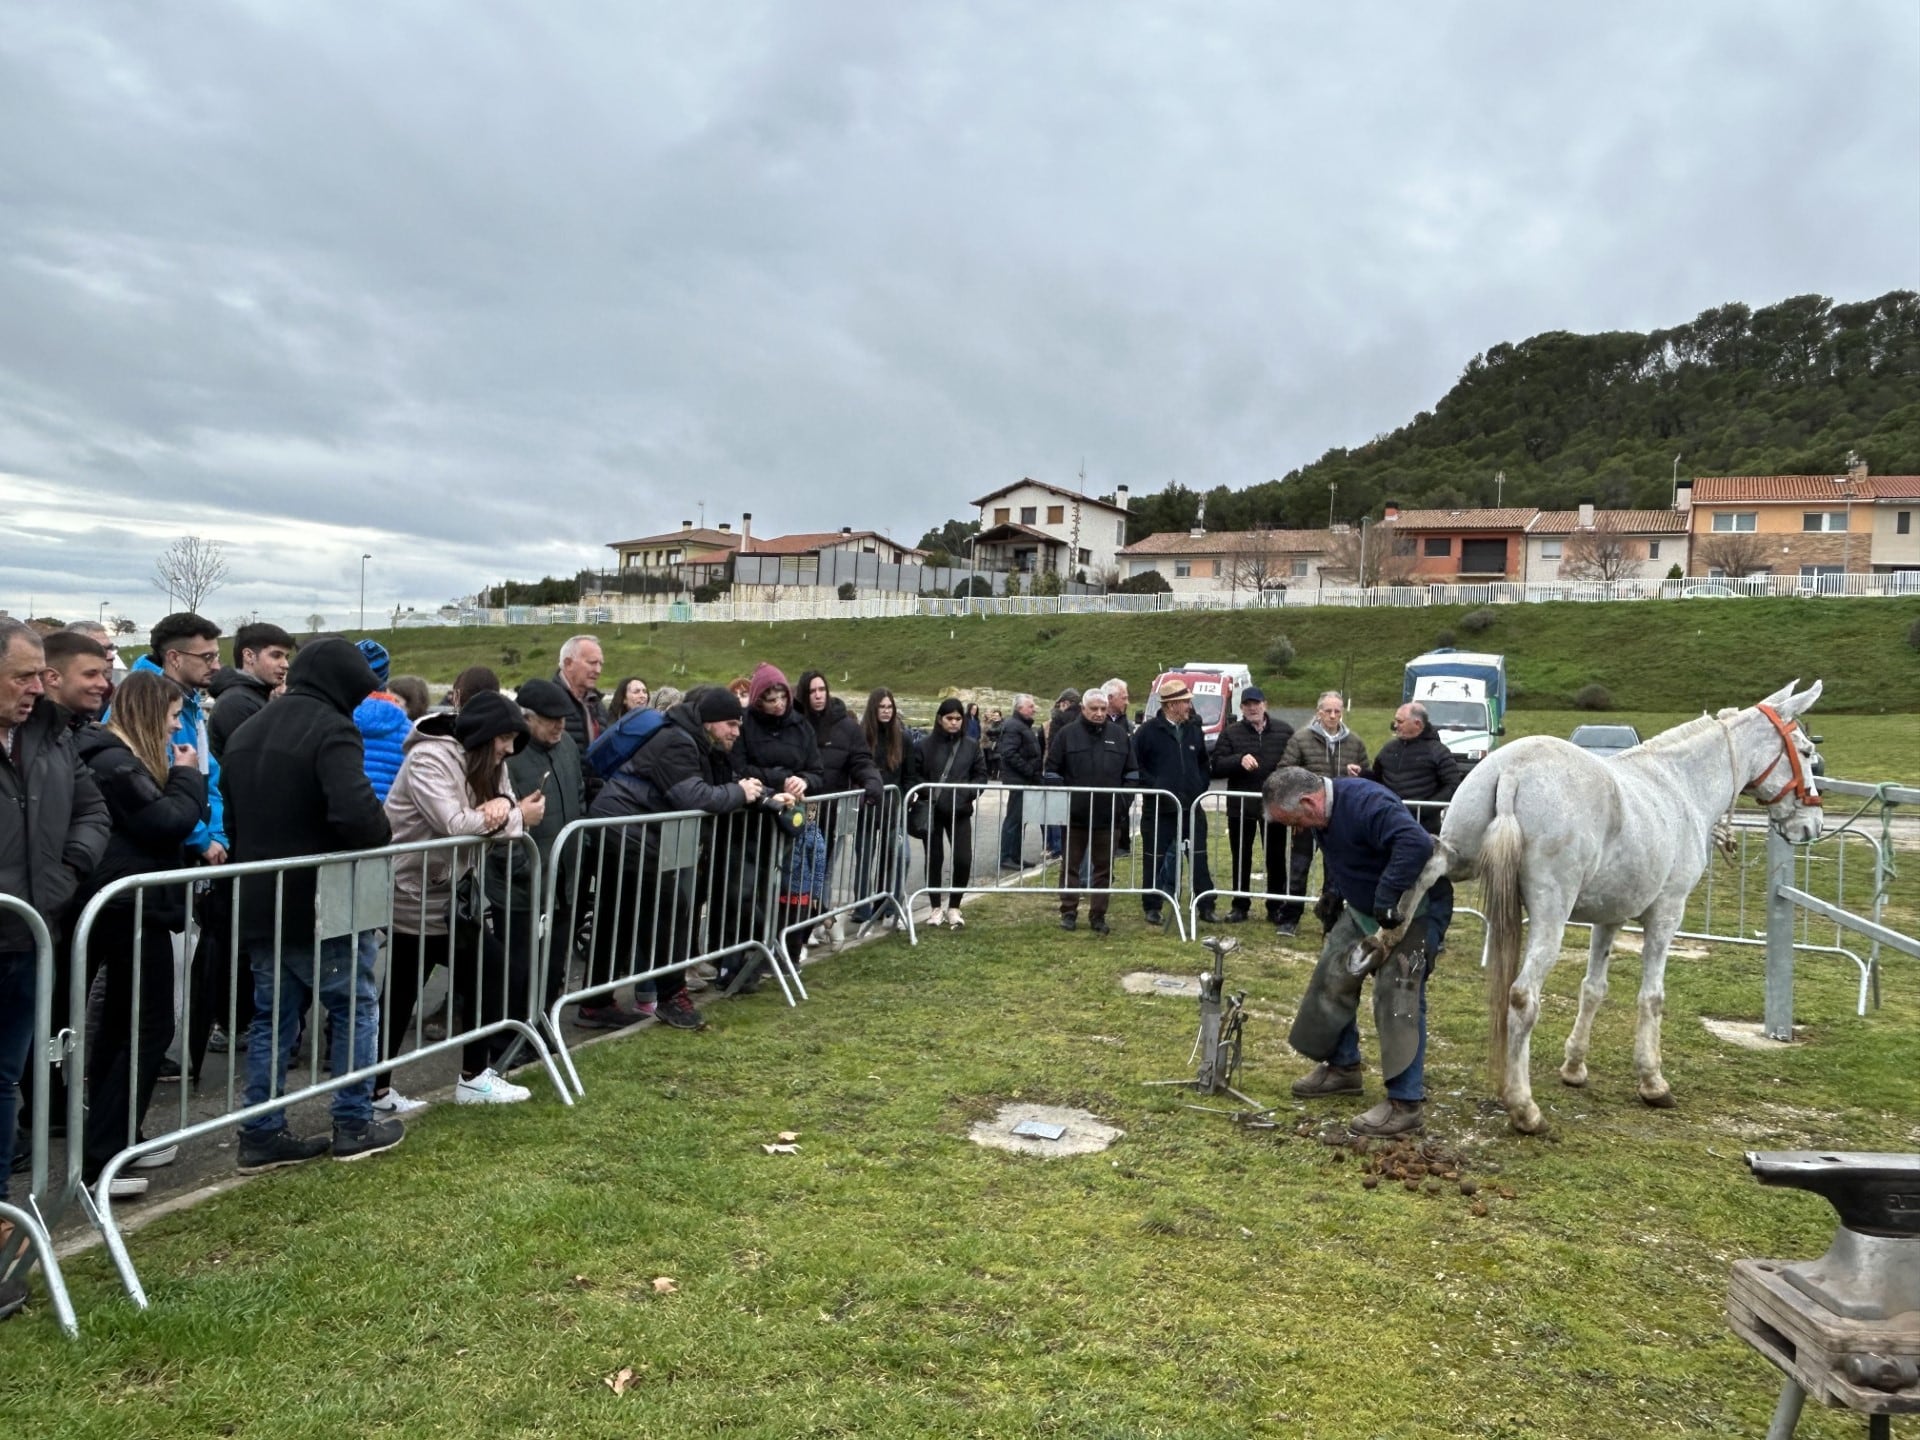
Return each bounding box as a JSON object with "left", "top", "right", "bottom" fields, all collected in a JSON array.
[{"left": 2, "top": 1, "right": 1916, "bottom": 623}]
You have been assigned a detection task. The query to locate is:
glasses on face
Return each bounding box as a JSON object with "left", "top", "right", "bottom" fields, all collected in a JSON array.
[{"left": 176, "top": 649, "right": 221, "bottom": 665}]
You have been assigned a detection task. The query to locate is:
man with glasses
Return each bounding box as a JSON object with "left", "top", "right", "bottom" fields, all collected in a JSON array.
[
  {"left": 1276, "top": 691, "right": 1368, "bottom": 937},
  {"left": 115, "top": 614, "right": 229, "bottom": 867}
]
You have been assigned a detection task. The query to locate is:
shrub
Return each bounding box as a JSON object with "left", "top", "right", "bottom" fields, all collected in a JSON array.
[
  {"left": 1460, "top": 607, "right": 1497, "bottom": 634},
  {"left": 1113, "top": 571, "right": 1171, "bottom": 595},
  {"left": 1573, "top": 683, "right": 1612, "bottom": 711},
  {"left": 692, "top": 580, "right": 731, "bottom": 604},
  {"left": 1433, "top": 629, "right": 1456, "bottom": 648},
  {"left": 952, "top": 576, "right": 993, "bottom": 598},
  {"left": 1667, "top": 563, "right": 1684, "bottom": 579},
  {"left": 1908, "top": 616, "right": 1920, "bottom": 652},
  {"left": 1264, "top": 635, "right": 1296, "bottom": 673},
  {"left": 499, "top": 647, "right": 522, "bottom": 669},
  {"left": 837, "top": 582, "right": 858, "bottom": 601},
  {"left": 1034, "top": 569, "right": 1064, "bottom": 597}
]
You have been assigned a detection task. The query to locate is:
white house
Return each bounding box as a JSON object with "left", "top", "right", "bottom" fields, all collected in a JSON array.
[
  {"left": 1520, "top": 503, "right": 1689, "bottom": 582},
  {"left": 970, "top": 479, "right": 1131, "bottom": 581},
  {"left": 1118, "top": 527, "right": 1330, "bottom": 595}
]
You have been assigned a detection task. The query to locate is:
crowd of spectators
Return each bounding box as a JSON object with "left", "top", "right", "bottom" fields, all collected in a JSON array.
[{"left": 0, "top": 615, "right": 1464, "bottom": 1321}]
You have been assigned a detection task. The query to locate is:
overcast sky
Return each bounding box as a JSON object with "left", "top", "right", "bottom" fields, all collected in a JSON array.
[{"left": 3, "top": 2, "right": 1916, "bottom": 627}]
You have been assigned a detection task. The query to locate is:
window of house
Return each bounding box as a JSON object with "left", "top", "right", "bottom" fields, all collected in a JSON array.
[
  {"left": 994, "top": 507, "right": 1011, "bottom": 525},
  {"left": 1020, "top": 506, "right": 1037, "bottom": 525},
  {"left": 1077, "top": 547, "right": 1091, "bottom": 564},
  {"left": 1115, "top": 520, "right": 1126, "bottom": 544},
  {"left": 1047, "top": 505, "right": 1065, "bottom": 524},
  {"left": 1648, "top": 541, "right": 1661, "bottom": 559},
  {"left": 1291, "top": 558, "right": 1308, "bottom": 577},
  {"left": 1539, "top": 539, "right": 1563, "bottom": 560},
  {"left": 1712, "top": 512, "right": 1757, "bottom": 532},
  {"left": 1899, "top": 510, "right": 1912, "bottom": 534},
  {"left": 1802, "top": 511, "right": 1848, "bottom": 532},
  {"left": 1174, "top": 560, "right": 1192, "bottom": 578},
  {"left": 1423, "top": 537, "right": 1449, "bottom": 557}
]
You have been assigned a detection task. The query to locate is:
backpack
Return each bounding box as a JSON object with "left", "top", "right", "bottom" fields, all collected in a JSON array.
[{"left": 584, "top": 706, "right": 670, "bottom": 780}]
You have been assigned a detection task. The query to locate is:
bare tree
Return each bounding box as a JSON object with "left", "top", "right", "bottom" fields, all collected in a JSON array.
[
  {"left": 1694, "top": 532, "right": 1774, "bottom": 577},
  {"left": 1559, "top": 516, "right": 1639, "bottom": 581},
  {"left": 1221, "top": 530, "right": 1288, "bottom": 599},
  {"left": 110, "top": 615, "right": 138, "bottom": 636},
  {"left": 152, "top": 536, "right": 230, "bottom": 613},
  {"left": 306, "top": 612, "right": 327, "bottom": 632},
  {"left": 1320, "top": 523, "right": 1419, "bottom": 587}
]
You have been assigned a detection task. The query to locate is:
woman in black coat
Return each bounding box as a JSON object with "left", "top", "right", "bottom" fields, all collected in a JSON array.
[
  {"left": 909, "top": 698, "right": 987, "bottom": 928},
  {"left": 75, "top": 671, "right": 208, "bottom": 1195}
]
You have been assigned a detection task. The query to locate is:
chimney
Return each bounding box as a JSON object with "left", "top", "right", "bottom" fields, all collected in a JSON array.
[
  {"left": 1383, "top": 501, "right": 1399, "bottom": 521},
  {"left": 742, "top": 512, "right": 753, "bottom": 545},
  {"left": 1847, "top": 452, "right": 1868, "bottom": 487},
  {"left": 681, "top": 520, "right": 692, "bottom": 531},
  {"left": 719, "top": 522, "right": 731, "bottom": 533},
  {"left": 1116, "top": 485, "right": 1130, "bottom": 511},
  {"left": 1674, "top": 482, "right": 1692, "bottom": 513},
  {"left": 1577, "top": 498, "right": 1595, "bottom": 530},
  {"left": 841, "top": 525, "right": 853, "bottom": 536},
  {"left": 1189, "top": 523, "right": 1205, "bottom": 538}
]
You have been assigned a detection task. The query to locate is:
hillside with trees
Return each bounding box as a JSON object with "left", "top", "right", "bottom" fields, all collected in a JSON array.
[{"left": 918, "top": 291, "right": 1920, "bottom": 553}]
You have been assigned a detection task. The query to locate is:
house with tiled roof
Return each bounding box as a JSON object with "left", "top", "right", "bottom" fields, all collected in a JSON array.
[
  {"left": 1118, "top": 527, "right": 1330, "bottom": 595},
  {"left": 1379, "top": 505, "right": 1539, "bottom": 580},
  {"left": 1683, "top": 464, "right": 1879, "bottom": 581},
  {"left": 971, "top": 478, "right": 1132, "bottom": 581},
  {"left": 1520, "top": 503, "right": 1690, "bottom": 582},
  {"left": 1863, "top": 474, "right": 1920, "bottom": 575}
]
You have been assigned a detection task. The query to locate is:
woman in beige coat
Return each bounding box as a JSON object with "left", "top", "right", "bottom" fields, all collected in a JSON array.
[{"left": 374, "top": 692, "right": 547, "bottom": 1110}]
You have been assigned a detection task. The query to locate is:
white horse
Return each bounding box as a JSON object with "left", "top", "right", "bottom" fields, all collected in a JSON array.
[{"left": 1390, "top": 680, "right": 1825, "bottom": 1134}]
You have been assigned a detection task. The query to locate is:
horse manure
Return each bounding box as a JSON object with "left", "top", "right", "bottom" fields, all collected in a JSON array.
[
  {"left": 1424, "top": 1180, "right": 1444, "bottom": 1196},
  {"left": 1470, "top": 1200, "right": 1489, "bottom": 1218},
  {"left": 1458, "top": 1179, "right": 1479, "bottom": 1197},
  {"left": 1330, "top": 1150, "right": 1346, "bottom": 1163},
  {"left": 1402, "top": 1179, "right": 1421, "bottom": 1192},
  {"left": 1497, "top": 1186, "right": 1517, "bottom": 1201},
  {"left": 1361, "top": 1175, "right": 1380, "bottom": 1190}
]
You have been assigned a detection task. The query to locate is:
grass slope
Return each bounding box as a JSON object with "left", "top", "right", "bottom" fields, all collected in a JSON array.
[
  {"left": 347, "top": 596, "right": 1920, "bottom": 715},
  {"left": 6, "top": 893, "right": 1914, "bottom": 1438}
]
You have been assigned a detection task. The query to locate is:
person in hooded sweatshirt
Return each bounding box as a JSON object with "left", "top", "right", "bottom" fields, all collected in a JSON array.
[
  {"left": 73, "top": 670, "right": 206, "bottom": 1198},
  {"left": 1277, "top": 691, "right": 1370, "bottom": 938},
  {"left": 220, "top": 636, "right": 398, "bottom": 1174},
  {"left": 909, "top": 697, "right": 987, "bottom": 928},
  {"left": 351, "top": 639, "right": 412, "bottom": 803},
  {"left": 721, "top": 664, "right": 822, "bottom": 962},
  {"left": 376, "top": 691, "right": 545, "bottom": 1112},
  {"left": 795, "top": 670, "right": 882, "bottom": 940},
  {"left": 206, "top": 622, "right": 295, "bottom": 761}
]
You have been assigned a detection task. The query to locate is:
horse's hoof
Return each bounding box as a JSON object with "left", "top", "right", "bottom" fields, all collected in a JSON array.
[
  {"left": 1510, "top": 1103, "right": 1549, "bottom": 1135},
  {"left": 1639, "top": 1086, "right": 1676, "bottom": 1110},
  {"left": 1559, "top": 1064, "right": 1588, "bottom": 1088}
]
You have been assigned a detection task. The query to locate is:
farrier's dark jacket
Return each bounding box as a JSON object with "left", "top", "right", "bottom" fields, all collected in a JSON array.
[
  {"left": 1366, "top": 724, "right": 1461, "bottom": 835},
  {"left": 1043, "top": 715, "right": 1135, "bottom": 829},
  {"left": 0, "top": 696, "right": 110, "bottom": 947},
  {"left": 220, "top": 638, "right": 390, "bottom": 939},
  {"left": 1320, "top": 777, "right": 1435, "bottom": 919},
  {"left": 1210, "top": 714, "right": 1296, "bottom": 793},
  {"left": 75, "top": 726, "right": 207, "bottom": 929}
]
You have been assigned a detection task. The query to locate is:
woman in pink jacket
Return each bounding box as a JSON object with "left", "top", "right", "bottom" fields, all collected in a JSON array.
[{"left": 373, "top": 691, "right": 546, "bottom": 1110}]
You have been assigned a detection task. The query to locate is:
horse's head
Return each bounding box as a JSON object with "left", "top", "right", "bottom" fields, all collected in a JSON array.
[{"left": 1742, "top": 680, "right": 1825, "bottom": 843}]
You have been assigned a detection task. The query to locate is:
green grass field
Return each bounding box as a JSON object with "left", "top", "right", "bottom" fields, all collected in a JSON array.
[
  {"left": 330, "top": 595, "right": 1920, "bottom": 717},
  {"left": 6, "top": 887, "right": 1914, "bottom": 1438}
]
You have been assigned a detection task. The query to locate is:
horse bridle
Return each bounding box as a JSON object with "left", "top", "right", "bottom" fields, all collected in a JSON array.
[{"left": 1743, "top": 703, "right": 1822, "bottom": 809}]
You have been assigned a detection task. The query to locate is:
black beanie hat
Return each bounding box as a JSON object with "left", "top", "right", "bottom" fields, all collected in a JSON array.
[
  {"left": 455, "top": 690, "right": 530, "bottom": 754},
  {"left": 697, "top": 688, "right": 745, "bottom": 723}
]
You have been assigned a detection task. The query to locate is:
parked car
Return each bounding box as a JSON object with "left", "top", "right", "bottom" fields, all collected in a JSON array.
[
  {"left": 1681, "top": 582, "right": 1742, "bottom": 600},
  {"left": 1569, "top": 723, "right": 1641, "bottom": 759}
]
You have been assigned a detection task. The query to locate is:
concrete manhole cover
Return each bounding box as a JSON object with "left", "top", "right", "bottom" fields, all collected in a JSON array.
[
  {"left": 1700, "top": 1016, "right": 1802, "bottom": 1048},
  {"left": 1122, "top": 971, "right": 1202, "bottom": 998},
  {"left": 970, "top": 1104, "right": 1123, "bottom": 1157}
]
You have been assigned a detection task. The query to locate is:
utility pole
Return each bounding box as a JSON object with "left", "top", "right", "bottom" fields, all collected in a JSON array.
[
  {"left": 98, "top": 600, "right": 109, "bottom": 625},
  {"left": 360, "top": 553, "right": 372, "bottom": 630},
  {"left": 1328, "top": 480, "right": 1337, "bottom": 528},
  {"left": 1495, "top": 470, "right": 1505, "bottom": 508},
  {"left": 1671, "top": 453, "right": 1682, "bottom": 507}
]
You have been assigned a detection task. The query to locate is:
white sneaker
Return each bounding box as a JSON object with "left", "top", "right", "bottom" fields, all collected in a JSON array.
[
  {"left": 948, "top": 907, "right": 966, "bottom": 930},
  {"left": 102, "top": 1175, "right": 149, "bottom": 1198},
  {"left": 454, "top": 1068, "right": 531, "bottom": 1105},
  {"left": 130, "top": 1143, "right": 179, "bottom": 1169},
  {"left": 922, "top": 909, "right": 944, "bottom": 928},
  {"left": 372, "top": 1088, "right": 429, "bottom": 1116},
  {"left": 829, "top": 916, "right": 846, "bottom": 949}
]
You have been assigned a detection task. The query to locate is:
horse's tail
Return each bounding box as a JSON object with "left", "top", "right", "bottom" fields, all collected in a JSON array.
[{"left": 1481, "top": 803, "right": 1526, "bottom": 1086}]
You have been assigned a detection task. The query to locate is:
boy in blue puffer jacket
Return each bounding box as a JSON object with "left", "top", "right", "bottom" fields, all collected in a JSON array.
[{"left": 352, "top": 639, "right": 412, "bottom": 802}]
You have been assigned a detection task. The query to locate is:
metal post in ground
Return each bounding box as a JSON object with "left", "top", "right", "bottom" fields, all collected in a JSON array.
[{"left": 1763, "top": 828, "right": 1796, "bottom": 1041}]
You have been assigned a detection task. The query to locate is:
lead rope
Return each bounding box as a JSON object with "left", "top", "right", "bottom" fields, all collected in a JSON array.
[{"left": 1713, "top": 721, "right": 1741, "bottom": 866}]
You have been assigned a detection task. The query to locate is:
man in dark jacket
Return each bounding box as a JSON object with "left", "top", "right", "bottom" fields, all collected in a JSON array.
[
  {"left": 1043, "top": 685, "right": 1133, "bottom": 934},
  {"left": 996, "top": 693, "right": 1043, "bottom": 870},
  {"left": 207, "top": 621, "right": 295, "bottom": 760},
  {"left": 220, "top": 636, "right": 399, "bottom": 1173},
  {"left": 554, "top": 635, "right": 608, "bottom": 801},
  {"left": 1, "top": 620, "right": 110, "bottom": 1300},
  {"left": 1277, "top": 691, "right": 1370, "bottom": 937},
  {"left": 496, "top": 679, "right": 592, "bottom": 1018},
  {"left": 1367, "top": 702, "right": 1461, "bottom": 956},
  {"left": 1264, "top": 767, "right": 1435, "bottom": 1138},
  {"left": 1131, "top": 678, "right": 1216, "bottom": 927},
  {"left": 588, "top": 688, "right": 765, "bottom": 1029},
  {"left": 1210, "top": 687, "right": 1296, "bottom": 928}
]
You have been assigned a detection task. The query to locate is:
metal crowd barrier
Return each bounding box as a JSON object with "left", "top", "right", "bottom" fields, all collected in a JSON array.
[
  {"left": 0, "top": 895, "right": 79, "bottom": 1337},
  {"left": 538, "top": 786, "right": 905, "bottom": 1097},
  {"left": 1185, "top": 793, "right": 1492, "bottom": 963},
  {"left": 66, "top": 832, "right": 567, "bottom": 1309},
  {"left": 902, "top": 782, "right": 1188, "bottom": 939}
]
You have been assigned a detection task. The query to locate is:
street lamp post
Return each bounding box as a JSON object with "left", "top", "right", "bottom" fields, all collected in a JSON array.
[
  {"left": 1671, "top": 453, "right": 1682, "bottom": 507},
  {"left": 1327, "top": 480, "right": 1337, "bottom": 528},
  {"left": 359, "top": 553, "right": 372, "bottom": 631},
  {"left": 98, "top": 600, "right": 109, "bottom": 625}
]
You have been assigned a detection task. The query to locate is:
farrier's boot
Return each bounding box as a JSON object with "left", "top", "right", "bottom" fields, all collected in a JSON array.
[
  {"left": 1290, "top": 1062, "right": 1364, "bottom": 1098},
  {"left": 1348, "top": 1098, "right": 1425, "bottom": 1138}
]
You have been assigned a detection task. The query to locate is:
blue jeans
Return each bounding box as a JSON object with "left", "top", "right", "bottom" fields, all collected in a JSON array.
[
  {"left": 240, "top": 932, "right": 379, "bottom": 1136},
  {"left": 1144, "top": 806, "right": 1213, "bottom": 916},
  {"left": 0, "top": 949, "right": 37, "bottom": 1202},
  {"left": 1329, "top": 957, "right": 1430, "bottom": 1101},
  {"left": 1426, "top": 876, "right": 1454, "bottom": 955}
]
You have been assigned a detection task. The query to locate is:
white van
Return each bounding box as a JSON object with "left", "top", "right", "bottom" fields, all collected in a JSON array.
[{"left": 1181, "top": 661, "right": 1254, "bottom": 694}]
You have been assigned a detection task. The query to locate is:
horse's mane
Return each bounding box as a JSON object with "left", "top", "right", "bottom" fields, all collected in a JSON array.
[{"left": 1638, "top": 711, "right": 1734, "bottom": 755}]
